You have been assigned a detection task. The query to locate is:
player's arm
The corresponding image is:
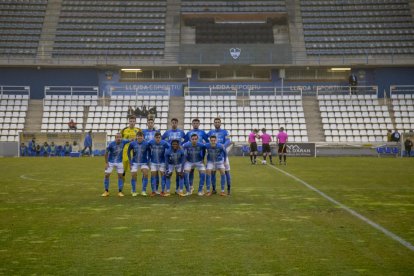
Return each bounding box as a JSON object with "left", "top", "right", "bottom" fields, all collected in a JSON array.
[
  {"left": 180, "top": 130, "right": 186, "bottom": 144},
  {"left": 161, "top": 131, "right": 168, "bottom": 141},
  {"left": 224, "top": 134, "right": 231, "bottom": 148},
  {"left": 201, "top": 144, "right": 207, "bottom": 160},
  {"left": 222, "top": 144, "right": 227, "bottom": 161},
  {"left": 165, "top": 141, "right": 171, "bottom": 151},
  {"left": 120, "top": 127, "right": 127, "bottom": 139},
  {"left": 203, "top": 131, "right": 209, "bottom": 143},
  {"left": 146, "top": 145, "right": 151, "bottom": 163},
  {"left": 180, "top": 150, "right": 186, "bottom": 173},
  {"left": 127, "top": 144, "right": 133, "bottom": 164},
  {"left": 104, "top": 150, "right": 109, "bottom": 169}
]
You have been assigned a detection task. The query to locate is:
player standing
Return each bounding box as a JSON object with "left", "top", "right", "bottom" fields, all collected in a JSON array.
[
  {"left": 143, "top": 117, "right": 161, "bottom": 193},
  {"left": 259, "top": 128, "right": 273, "bottom": 164},
  {"left": 184, "top": 118, "right": 209, "bottom": 190},
  {"left": 162, "top": 118, "right": 186, "bottom": 193},
  {"left": 184, "top": 118, "right": 209, "bottom": 144},
  {"left": 128, "top": 132, "right": 151, "bottom": 196},
  {"left": 276, "top": 127, "right": 288, "bottom": 165},
  {"left": 248, "top": 129, "right": 259, "bottom": 164},
  {"left": 182, "top": 133, "right": 206, "bottom": 196},
  {"left": 120, "top": 115, "right": 141, "bottom": 194},
  {"left": 205, "top": 135, "right": 227, "bottom": 196},
  {"left": 102, "top": 133, "right": 130, "bottom": 197},
  {"left": 164, "top": 140, "right": 185, "bottom": 196},
  {"left": 149, "top": 132, "right": 170, "bottom": 196},
  {"left": 207, "top": 117, "right": 232, "bottom": 195},
  {"left": 162, "top": 118, "right": 186, "bottom": 144},
  {"left": 142, "top": 118, "right": 158, "bottom": 142}
]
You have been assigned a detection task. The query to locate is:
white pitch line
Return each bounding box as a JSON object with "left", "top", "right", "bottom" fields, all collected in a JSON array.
[{"left": 267, "top": 163, "right": 414, "bottom": 252}]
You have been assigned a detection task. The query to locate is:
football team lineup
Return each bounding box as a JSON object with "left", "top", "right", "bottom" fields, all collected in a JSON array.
[{"left": 101, "top": 116, "right": 289, "bottom": 198}]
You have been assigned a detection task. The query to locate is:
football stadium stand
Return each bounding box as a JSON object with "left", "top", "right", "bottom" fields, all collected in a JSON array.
[
  {"left": 0, "top": 0, "right": 47, "bottom": 57},
  {"left": 301, "top": 0, "right": 414, "bottom": 55},
  {"left": 184, "top": 94, "right": 308, "bottom": 143},
  {"left": 54, "top": 0, "right": 167, "bottom": 57},
  {"left": 0, "top": 0, "right": 413, "bottom": 157},
  {"left": 0, "top": 86, "right": 29, "bottom": 142},
  {"left": 391, "top": 88, "right": 414, "bottom": 133}
]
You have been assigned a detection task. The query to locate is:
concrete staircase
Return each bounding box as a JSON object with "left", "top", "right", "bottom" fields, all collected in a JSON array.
[
  {"left": 24, "top": 100, "right": 43, "bottom": 132},
  {"left": 37, "top": 0, "right": 63, "bottom": 60},
  {"left": 168, "top": 96, "right": 185, "bottom": 129},
  {"left": 163, "top": 0, "right": 182, "bottom": 64},
  {"left": 302, "top": 96, "right": 324, "bottom": 142},
  {"left": 286, "top": 0, "right": 307, "bottom": 62}
]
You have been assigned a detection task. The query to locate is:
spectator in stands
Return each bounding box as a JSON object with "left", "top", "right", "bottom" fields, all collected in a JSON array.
[
  {"left": 134, "top": 106, "right": 142, "bottom": 117},
  {"left": 349, "top": 73, "right": 358, "bottom": 95},
  {"left": 391, "top": 130, "right": 401, "bottom": 142},
  {"left": 41, "top": 142, "right": 50, "bottom": 157},
  {"left": 404, "top": 138, "right": 413, "bottom": 157},
  {"left": 68, "top": 119, "right": 77, "bottom": 130},
  {"left": 387, "top": 129, "right": 392, "bottom": 142},
  {"left": 63, "top": 141, "right": 72, "bottom": 156},
  {"left": 127, "top": 106, "right": 135, "bottom": 118},
  {"left": 148, "top": 106, "right": 157, "bottom": 118},
  {"left": 82, "top": 131, "right": 93, "bottom": 156},
  {"left": 28, "top": 137, "right": 36, "bottom": 156},
  {"left": 20, "top": 143, "right": 28, "bottom": 156}
]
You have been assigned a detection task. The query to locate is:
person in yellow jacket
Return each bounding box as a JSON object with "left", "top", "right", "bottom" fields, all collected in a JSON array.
[{"left": 120, "top": 115, "right": 141, "bottom": 196}]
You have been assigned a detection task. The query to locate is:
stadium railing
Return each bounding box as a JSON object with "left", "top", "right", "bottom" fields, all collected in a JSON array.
[{"left": 316, "top": 85, "right": 378, "bottom": 97}]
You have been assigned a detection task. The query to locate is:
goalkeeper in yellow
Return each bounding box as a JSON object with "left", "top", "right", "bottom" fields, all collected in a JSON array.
[{"left": 120, "top": 115, "right": 141, "bottom": 196}]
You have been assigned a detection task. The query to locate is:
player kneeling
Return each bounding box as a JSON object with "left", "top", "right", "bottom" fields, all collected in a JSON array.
[
  {"left": 205, "top": 135, "right": 227, "bottom": 196},
  {"left": 164, "top": 140, "right": 185, "bottom": 196}
]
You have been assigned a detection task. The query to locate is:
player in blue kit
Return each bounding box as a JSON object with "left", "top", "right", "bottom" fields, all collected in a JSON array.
[
  {"left": 142, "top": 118, "right": 161, "bottom": 192},
  {"left": 164, "top": 139, "right": 185, "bottom": 196},
  {"left": 207, "top": 117, "right": 232, "bottom": 195},
  {"left": 184, "top": 118, "right": 209, "bottom": 144},
  {"left": 149, "top": 132, "right": 170, "bottom": 196},
  {"left": 162, "top": 118, "right": 186, "bottom": 144},
  {"left": 205, "top": 135, "right": 227, "bottom": 196},
  {"left": 142, "top": 118, "right": 159, "bottom": 142},
  {"left": 102, "top": 133, "right": 130, "bottom": 197},
  {"left": 128, "top": 132, "right": 151, "bottom": 196},
  {"left": 185, "top": 118, "right": 209, "bottom": 188},
  {"left": 162, "top": 118, "right": 186, "bottom": 193},
  {"left": 182, "top": 133, "right": 207, "bottom": 196}
]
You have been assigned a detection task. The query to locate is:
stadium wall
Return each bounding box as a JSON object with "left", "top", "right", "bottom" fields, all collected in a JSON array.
[
  {"left": 0, "top": 68, "right": 99, "bottom": 99},
  {"left": 373, "top": 67, "right": 414, "bottom": 97},
  {"left": 1, "top": 66, "right": 414, "bottom": 98}
]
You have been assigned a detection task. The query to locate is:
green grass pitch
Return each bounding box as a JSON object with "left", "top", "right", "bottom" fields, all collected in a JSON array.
[{"left": 0, "top": 156, "right": 413, "bottom": 275}]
